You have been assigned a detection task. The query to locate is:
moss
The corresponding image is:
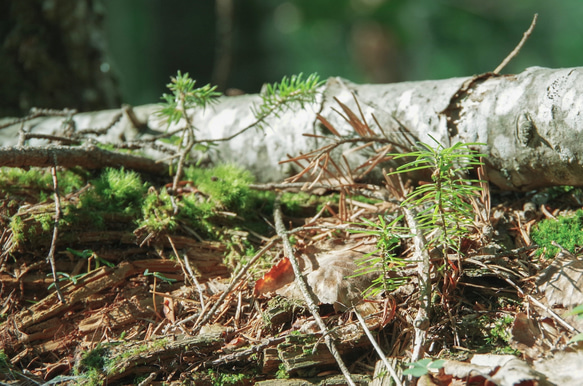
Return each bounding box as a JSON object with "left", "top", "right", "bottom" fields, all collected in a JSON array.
[
  {"left": 8, "top": 215, "right": 24, "bottom": 249},
  {"left": 81, "top": 167, "right": 147, "bottom": 216},
  {"left": 184, "top": 164, "right": 254, "bottom": 210},
  {"left": 0, "top": 167, "right": 85, "bottom": 201},
  {"left": 531, "top": 209, "right": 583, "bottom": 257}
]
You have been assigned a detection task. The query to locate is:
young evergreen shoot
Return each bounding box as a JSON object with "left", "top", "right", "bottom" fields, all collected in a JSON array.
[
  {"left": 252, "top": 73, "right": 323, "bottom": 124},
  {"left": 389, "top": 137, "right": 486, "bottom": 265},
  {"left": 350, "top": 215, "right": 410, "bottom": 298},
  {"left": 158, "top": 71, "right": 220, "bottom": 126}
]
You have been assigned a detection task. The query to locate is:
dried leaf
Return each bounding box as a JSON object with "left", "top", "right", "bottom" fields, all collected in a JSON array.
[
  {"left": 536, "top": 256, "right": 583, "bottom": 308},
  {"left": 163, "top": 296, "right": 175, "bottom": 323},
  {"left": 254, "top": 257, "right": 295, "bottom": 297},
  {"left": 534, "top": 350, "right": 583, "bottom": 386},
  {"left": 277, "top": 240, "right": 378, "bottom": 311},
  {"left": 491, "top": 358, "right": 552, "bottom": 386}
]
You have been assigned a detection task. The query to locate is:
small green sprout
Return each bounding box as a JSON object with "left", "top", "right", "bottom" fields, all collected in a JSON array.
[
  {"left": 47, "top": 272, "right": 87, "bottom": 289},
  {"left": 143, "top": 269, "right": 177, "bottom": 284},
  {"left": 403, "top": 358, "right": 445, "bottom": 377}
]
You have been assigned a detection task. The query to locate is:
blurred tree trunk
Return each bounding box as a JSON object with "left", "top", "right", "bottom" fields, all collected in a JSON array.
[{"left": 0, "top": 0, "right": 120, "bottom": 117}]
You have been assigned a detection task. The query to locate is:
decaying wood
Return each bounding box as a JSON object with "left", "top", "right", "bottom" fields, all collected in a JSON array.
[
  {"left": 0, "top": 256, "right": 225, "bottom": 356},
  {"left": 105, "top": 333, "right": 225, "bottom": 382},
  {"left": 256, "top": 374, "right": 371, "bottom": 386}
]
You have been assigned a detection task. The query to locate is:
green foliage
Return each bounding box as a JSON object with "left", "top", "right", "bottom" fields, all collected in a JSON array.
[
  {"left": 8, "top": 215, "right": 24, "bottom": 249},
  {"left": 47, "top": 272, "right": 87, "bottom": 289},
  {"left": 72, "top": 345, "right": 107, "bottom": 385},
  {"left": 66, "top": 248, "right": 115, "bottom": 271},
  {"left": 138, "top": 164, "right": 258, "bottom": 237},
  {"left": 403, "top": 358, "right": 445, "bottom": 377},
  {"left": 139, "top": 187, "right": 178, "bottom": 233},
  {"left": 252, "top": 73, "right": 323, "bottom": 124},
  {"left": 64, "top": 167, "right": 147, "bottom": 229},
  {"left": 389, "top": 137, "right": 485, "bottom": 256},
  {"left": 87, "top": 168, "right": 148, "bottom": 215},
  {"left": 143, "top": 268, "right": 177, "bottom": 284},
  {"left": 80, "top": 345, "right": 106, "bottom": 371},
  {"left": 158, "top": 70, "right": 220, "bottom": 126},
  {"left": 0, "top": 349, "right": 10, "bottom": 371},
  {"left": 531, "top": 209, "right": 583, "bottom": 257},
  {"left": 483, "top": 314, "right": 516, "bottom": 354},
  {"left": 275, "top": 363, "right": 290, "bottom": 379},
  {"left": 350, "top": 215, "right": 410, "bottom": 297},
  {"left": 207, "top": 369, "right": 248, "bottom": 386}
]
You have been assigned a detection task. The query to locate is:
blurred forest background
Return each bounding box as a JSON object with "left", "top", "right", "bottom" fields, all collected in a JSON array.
[{"left": 1, "top": 0, "right": 583, "bottom": 117}]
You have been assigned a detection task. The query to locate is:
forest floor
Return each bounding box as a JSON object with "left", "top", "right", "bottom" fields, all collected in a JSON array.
[{"left": 1, "top": 165, "right": 583, "bottom": 386}]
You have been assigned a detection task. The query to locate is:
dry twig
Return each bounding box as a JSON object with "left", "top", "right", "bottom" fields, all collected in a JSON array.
[
  {"left": 274, "top": 193, "right": 356, "bottom": 386},
  {"left": 180, "top": 236, "right": 279, "bottom": 332},
  {"left": 493, "top": 14, "right": 538, "bottom": 74},
  {"left": 466, "top": 258, "right": 579, "bottom": 334},
  {"left": 353, "top": 309, "right": 403, "bottom": 386},
  {"left": 403, "top": 207, "right": 431, "bottom": 362},
  {"left": 47, "top": 157, "right": 65, "bottom": 303}
]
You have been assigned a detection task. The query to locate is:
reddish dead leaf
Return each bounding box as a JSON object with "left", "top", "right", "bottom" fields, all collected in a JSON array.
[
  {"left": 163, "top": 296, "right": 175, "bottom": 324},
  {"left": 254, "top": 257, "right": 295, "bottom": 297},
  {"left": 276, "top": 240, "right": 379, "bottom": 311},
  {"left": 222, "top": 337, "right": 247, "bottom": 353}
]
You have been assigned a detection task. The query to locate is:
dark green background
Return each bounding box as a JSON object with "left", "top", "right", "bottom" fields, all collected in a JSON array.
[
  {"left": 104, "top": 0, "right": 582, "bottom": 105},
  {"left": 3, "top": 0, "right": 583, "bottom": 114}
]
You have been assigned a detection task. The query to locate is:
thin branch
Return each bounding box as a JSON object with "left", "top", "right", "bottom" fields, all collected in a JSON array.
[
  {"left": 167, "top": 236, "right": 206, "bottom": 310},
  {"left": 47, "top": 156, "right": 65, "bottom": 303},
  {"left": 0, "top": 145, "right": 168, "bottom": 174},
  {"left": 204, "top": 336, "right": 287, "bottom": 367},
  {"left": 403, "top": 207, "right": 431, "bottom": 362},
  {"left": 273, "top": 193, "right": 356, "bottom": 386},
  {"left": 353, "top": 309, "right": 403, "bottom": 386},
  {"left": 494, "top": 14, "right": 538, "bottom": 74},
  {"left": 19, "top": 133, "right": 81, "bottom": 145},
  {"left": 0, "top": 107, "right": 77, "bottom": 130}
]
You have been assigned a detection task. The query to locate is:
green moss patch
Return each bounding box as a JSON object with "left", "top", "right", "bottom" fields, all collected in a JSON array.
[{"left": 531, "top": 209, "right": 583, "bottom": 257}]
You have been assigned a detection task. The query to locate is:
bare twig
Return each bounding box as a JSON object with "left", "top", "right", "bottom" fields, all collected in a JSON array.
[
  {"left": 494, "top": 14, "right": 538, "bottom": 74},
  {"left": 249, "top": 181, "right": 396, "bottom": 202},
  {"left": 0, "top": 107, "right": 77, "bottom": 130},
  {"left": 19, "top": 133, "right": 81, "bottom": 145},
  {"left": 353, "top": 309, "right": 403, "bottom": 386},
  {"left": 402, "top": 207, "right": 431, "bottom": 362},
  {"left": 274, "top": 193, "right": 356, "bottom": 386},
  {"left": 47, "top": 155, "right": 65, "bottom": 303},
  {"left": 184, "top": 256, "right": 206, "bottom": 310},
  {"left": 204, "top": 336, "right": 287, "bottom": 367}
]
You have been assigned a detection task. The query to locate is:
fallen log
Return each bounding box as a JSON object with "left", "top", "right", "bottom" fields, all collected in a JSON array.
[{"left": 2, "top": 67, "right": 582, "bottom": 191}]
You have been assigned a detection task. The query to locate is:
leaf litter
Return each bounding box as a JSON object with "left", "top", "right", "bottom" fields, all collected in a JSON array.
[{"left": 2, "top": 108, "right": 583, "bottom": 385}]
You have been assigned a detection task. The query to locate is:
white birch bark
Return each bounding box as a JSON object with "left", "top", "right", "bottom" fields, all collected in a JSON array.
[{"left": 1, "top": 66, "right": 582, "bottom": 191}]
